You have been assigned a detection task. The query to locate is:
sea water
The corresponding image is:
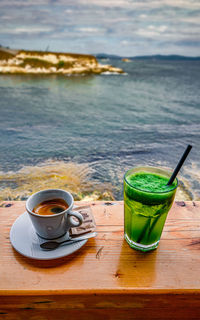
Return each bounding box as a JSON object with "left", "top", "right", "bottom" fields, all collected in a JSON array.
[{"left": 0, "top": 59, "right": 199, "bottom": 200}]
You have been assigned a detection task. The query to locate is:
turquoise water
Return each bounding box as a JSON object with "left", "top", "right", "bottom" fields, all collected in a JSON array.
[{"left": 0, "top": 59, "right": 200, "bottom": 199}]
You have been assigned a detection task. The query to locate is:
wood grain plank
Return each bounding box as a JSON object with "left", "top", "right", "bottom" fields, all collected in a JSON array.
[{"left": 0, "top": 294, "right": 200, "bottom": 320}]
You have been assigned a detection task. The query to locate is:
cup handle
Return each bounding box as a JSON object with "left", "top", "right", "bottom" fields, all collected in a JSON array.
[{"left": 67, "top": 210, "right": 83, "bottom": 228}]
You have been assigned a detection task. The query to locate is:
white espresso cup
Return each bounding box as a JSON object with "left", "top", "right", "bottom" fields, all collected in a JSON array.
[{"left": 26, "top": 189, "right": 83, "bottom": 239}]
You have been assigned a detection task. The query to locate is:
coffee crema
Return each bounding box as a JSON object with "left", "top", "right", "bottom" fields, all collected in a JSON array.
[{"left": 33, "top": 198, "right": 69, "bottom": 216}]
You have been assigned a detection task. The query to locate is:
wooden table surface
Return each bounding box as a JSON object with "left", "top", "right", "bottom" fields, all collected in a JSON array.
[{"left": 0, "top": 200, "right": 200, "bottom": 320}]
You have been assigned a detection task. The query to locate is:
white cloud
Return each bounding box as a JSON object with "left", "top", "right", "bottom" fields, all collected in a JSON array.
[
  {"left": 65, "top": 9, "right": 73, "bottom": 14},
  {"left": 77, "top": 0, "right": 131, "bottom": 8},
  {"left": 159, "top": 25, "right": 168, "bottom": 32},
  {"left": 136, "top": 28, "right": 160, "bottom": 38},
  {"left": 0, "top": 0, "right": 47, "bottom": 7},
  {"left": 78, "top": 27, "right": 102, "bottom": 33},
  {"left": 148, "top": 25, "right": 156, "bottom": 30},
  {"left": 1, "top": 26, "right": 53, "bottom": 35},
  {"left": 139, "top": 14, "right": 147, "bottom": 19},
  {"left": 77, "top": 0, "right": 200, "bottom": 10},
  {"left": 121, "top": 40, "right": 130, "bottom": 45},
  {"left": 148, "top": 25, "right": 168, "bottom": 33}
]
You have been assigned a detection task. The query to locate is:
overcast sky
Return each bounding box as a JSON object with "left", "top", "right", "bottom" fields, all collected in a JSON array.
[{"left": 0, "top": 0, "right": 200, "bottom": 56}]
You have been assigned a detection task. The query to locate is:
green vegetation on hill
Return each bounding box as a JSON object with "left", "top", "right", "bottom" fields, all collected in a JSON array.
[
  {"left": 19, "top": 58, "right": 54, "bottom": 69},
  {"left": 56, "top": 60, "right": 75, "bottom": 69},
  {"left": 0, "top": 50, "right": 14, "bottom": 60},
  {"left": 18, "top": 49, "right": 97, "bottom": 62}
]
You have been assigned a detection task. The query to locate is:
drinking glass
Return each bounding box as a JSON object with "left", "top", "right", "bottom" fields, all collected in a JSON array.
[{"left": 124, "top": 166, "right": 178, "bottom": 252}]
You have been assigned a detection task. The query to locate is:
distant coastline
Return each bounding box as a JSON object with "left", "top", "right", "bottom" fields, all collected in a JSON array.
[
  {"left": 0, "top": 47, "right": 124, "bottom": 75},
  {"left": 95, "top": 53, "right": 200, "bottom": 61}
]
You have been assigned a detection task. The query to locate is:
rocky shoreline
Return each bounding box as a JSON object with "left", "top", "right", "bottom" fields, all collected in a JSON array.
[
  {"left": 0, "top": 160, "right": 197, "bottom": 202},
  {"left": 0, "top": 48, "right": 124, "bottom": 75}
]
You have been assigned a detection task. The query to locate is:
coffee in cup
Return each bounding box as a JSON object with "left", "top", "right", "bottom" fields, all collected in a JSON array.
[{"left": 33, "top": 198, "right": 69, "bottom": 216}]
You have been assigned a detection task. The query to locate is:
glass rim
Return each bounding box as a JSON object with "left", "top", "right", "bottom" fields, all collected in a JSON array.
[{"left": 124, "top": 166, "right": 178, "bottom": 194}]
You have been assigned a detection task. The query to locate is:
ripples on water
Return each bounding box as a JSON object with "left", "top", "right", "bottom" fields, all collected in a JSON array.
[{"left": 0, "top": 59, "right": 200, "bottom": 200}]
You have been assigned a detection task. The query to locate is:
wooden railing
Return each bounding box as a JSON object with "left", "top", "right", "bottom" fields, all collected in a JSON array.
[{"left": 0, "top": 201, "right": 200, "bottom": 319}]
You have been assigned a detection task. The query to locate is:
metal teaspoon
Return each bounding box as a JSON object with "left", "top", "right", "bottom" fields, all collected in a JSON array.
[{"left": 40, "top": 232, "right": 97, "bottom": 250}]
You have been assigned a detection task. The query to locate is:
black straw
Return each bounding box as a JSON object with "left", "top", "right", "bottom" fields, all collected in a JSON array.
[{"left": 167, "top": 144, "right": 192, "bottom": 185}]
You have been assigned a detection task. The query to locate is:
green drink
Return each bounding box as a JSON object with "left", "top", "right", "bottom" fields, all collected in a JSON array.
[{"left": 124, "top": 166, "right": 178, "bottom": 252}]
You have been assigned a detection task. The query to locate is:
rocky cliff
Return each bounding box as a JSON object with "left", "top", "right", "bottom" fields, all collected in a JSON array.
[{"left": 0, "top": 48, "right": 123, "bottom": 75}]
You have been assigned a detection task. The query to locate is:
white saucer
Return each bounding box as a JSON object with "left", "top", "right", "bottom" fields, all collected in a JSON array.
[{"left": 10, "top": 212, "right": 87, "bottom": 260}]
